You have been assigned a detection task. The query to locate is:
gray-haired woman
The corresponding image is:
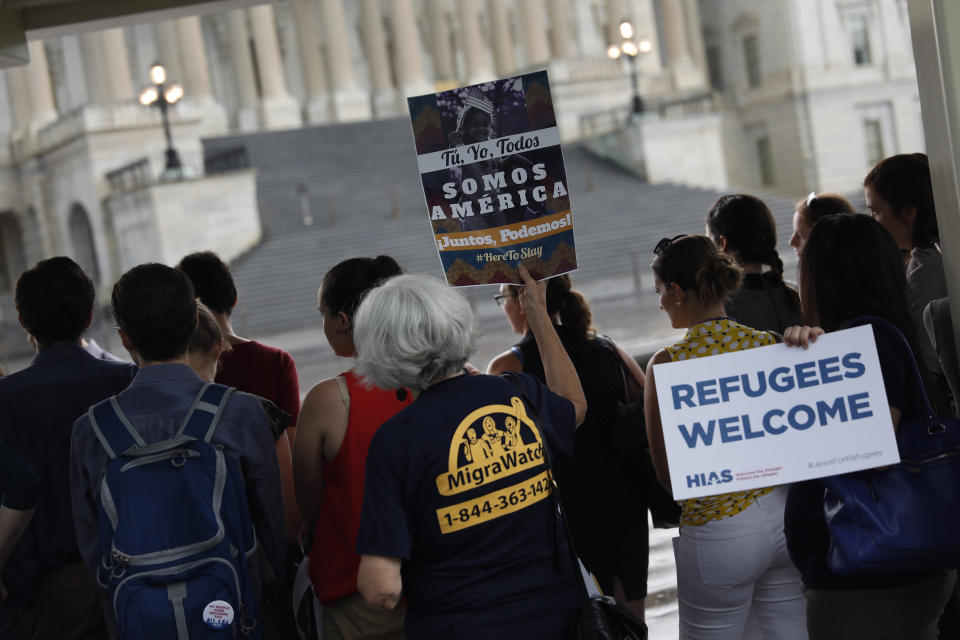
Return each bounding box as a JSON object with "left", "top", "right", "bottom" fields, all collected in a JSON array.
[{"left": 353, "top": 266, "right": 586, "bottom": 639}]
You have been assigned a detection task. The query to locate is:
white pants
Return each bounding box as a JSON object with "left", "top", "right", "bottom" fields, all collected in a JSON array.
[{"left": 673, "top": 486, "right": 807, "bottom": 640}]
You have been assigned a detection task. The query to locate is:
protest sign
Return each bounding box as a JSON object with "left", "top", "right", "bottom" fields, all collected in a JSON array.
[
  {"left": 653, "top": 324, "right": 901, "bottom": 500},
  {"left": 407, "top": 71, "right": 577, "bottom": 286}
]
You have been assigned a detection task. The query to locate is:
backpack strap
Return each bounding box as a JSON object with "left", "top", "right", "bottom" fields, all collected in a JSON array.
[
  {"left": 176, "top": 382, "right": 236, "bottom": 443},
  {"left": 89, "top": 396, "right": 148, "bottom": 460}
]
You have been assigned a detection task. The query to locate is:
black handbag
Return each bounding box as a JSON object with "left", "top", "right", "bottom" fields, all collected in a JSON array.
[
  {"left": 602, "top": 337, "right": 681, "bottom": 529},
  {"left": 823, "top": 315, "right": 960, "bottom": 574},
  {"left": 503, "top": 374, "right": 648, "bottom": 640}
]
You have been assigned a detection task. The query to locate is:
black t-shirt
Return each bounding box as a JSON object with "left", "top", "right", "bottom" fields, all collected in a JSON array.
[
  {"left": 356, "top": 373, "right": 581, "bottom": 639},
  {"left": 784, "top": 319, "right": 929, "bottom": 589}
]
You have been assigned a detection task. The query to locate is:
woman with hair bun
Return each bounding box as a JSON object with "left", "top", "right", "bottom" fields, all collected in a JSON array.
[
  {"left": 292, "top": 255, "right": 409, "bottom": 640},
  {"left": 789, "top": 192, "right": 855, "bottom": 258},
  {"left": 644, "top": 235, "right": 806, "bottom": 639},
  {"left": 706, "top": 194, "right": 803, "bottom": 334},
  {"left": 488, "top": 274, "right": 650, "bottom": 619}
]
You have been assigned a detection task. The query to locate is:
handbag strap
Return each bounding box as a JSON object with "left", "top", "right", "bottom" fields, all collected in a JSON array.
[
  {"left": 502, "top": 373, "right": 591, "bottom": 604},
  {"left": 843, "top": 315, "right": 935, "bottom": 420}
]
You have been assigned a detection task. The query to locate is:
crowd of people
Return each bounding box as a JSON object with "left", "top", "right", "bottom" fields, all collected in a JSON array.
[{"left": 0, "top": 150, "right": 953, "bottom": 640}]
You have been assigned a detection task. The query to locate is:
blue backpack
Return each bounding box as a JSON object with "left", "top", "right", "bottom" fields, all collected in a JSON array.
[{"left": 88, "top": 382, "right": 261, "bottom": 639}]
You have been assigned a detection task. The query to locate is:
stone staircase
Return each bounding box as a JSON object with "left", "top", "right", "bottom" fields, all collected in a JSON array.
[{"left": 202, "top": 118, "right": 800, "bottom": 339}]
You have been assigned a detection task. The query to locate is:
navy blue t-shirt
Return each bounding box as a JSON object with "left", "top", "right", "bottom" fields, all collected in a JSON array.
[{"left": 357, "top": 372, "right": 581, "bottom": 639}]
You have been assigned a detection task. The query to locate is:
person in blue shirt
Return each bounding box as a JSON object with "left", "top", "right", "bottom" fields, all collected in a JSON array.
[
  {"left": 69, "top": 263, "right": 285, "bottom": 635},
  {"left": 0, "top": 257, "right": 135, "bottom": 640},
  {"left": 352, "top": 266, "right": 587, "bottom": 639}
]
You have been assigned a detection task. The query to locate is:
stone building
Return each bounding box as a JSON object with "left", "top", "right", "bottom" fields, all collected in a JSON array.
[
  {"left": 0, "top": 0, "right": 709, "bottom": 306},
  {"left": 700, "top": 0, "right": 923, "bottom": 196},
  {"left": 0, "top": 0, "right": 925, "bottom": 323}
]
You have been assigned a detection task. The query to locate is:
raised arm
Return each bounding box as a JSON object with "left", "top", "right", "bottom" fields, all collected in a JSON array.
[
  {"left": 517, "top": 265, "right": 587, "bottom": 426},
  {"left": 644, "top": 349, "right": 673, "bottom": 492}
]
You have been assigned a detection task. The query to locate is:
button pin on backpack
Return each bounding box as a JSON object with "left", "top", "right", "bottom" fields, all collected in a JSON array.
[{"left": 203, "top": 600, "right": 235, "bottom": 630}]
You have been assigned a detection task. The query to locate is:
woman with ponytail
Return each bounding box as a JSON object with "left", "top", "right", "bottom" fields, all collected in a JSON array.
[
  {"left": 644, "top": 235, "right": 806, "bottom": 639},
  {"left": 488, "top": 274, "right": 651, "bottom": 619},
  {"left": 706, "top": 194, "right": 803, "bottom": 334},
  {"left": 292, "top": 255, "right": 409, "bottom": 639}
]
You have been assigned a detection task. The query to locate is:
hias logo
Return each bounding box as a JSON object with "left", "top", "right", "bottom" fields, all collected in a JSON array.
[{"left": 686, "top": 469, "right": 733, "bottom": 488}]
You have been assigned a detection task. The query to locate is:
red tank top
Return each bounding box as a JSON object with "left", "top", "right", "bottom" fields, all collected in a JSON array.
[{"left": 309, "top": 370, "right": 412, "bottom": 603}]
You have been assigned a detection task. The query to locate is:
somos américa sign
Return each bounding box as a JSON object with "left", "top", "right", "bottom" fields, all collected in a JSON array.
[{"left": 653, "top": 324, "right": 900, "bottom": 500}]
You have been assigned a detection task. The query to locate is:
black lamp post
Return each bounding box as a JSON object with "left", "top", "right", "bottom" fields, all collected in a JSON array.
[
  {"left": 139, "top": 63, "right": 184, "bottom": 175},
  {"left": 607, "top": 21, "right": 651, "bottom": 115}
]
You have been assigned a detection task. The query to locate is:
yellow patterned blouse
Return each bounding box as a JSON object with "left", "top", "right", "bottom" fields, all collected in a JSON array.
[{"left": 665, "top": 317, "right": 780, "bottom": 528}]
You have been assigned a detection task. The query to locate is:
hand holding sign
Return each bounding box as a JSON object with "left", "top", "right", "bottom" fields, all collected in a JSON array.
[
  {"left": 516, "top": 264, "right": 547, "bottom": 318},
  {"left": 783, "top": 325, "right": 826, "bottom": 349},
  {"left": 654, "top": 325, "right": 900, "bottom": 500}
]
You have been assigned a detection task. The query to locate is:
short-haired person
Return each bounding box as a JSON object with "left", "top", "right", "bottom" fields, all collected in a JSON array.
[
  {"left": 70, "top": 264, "right": 284, "bottom": 629},
  {"left": 782, "top": 214, "right": 955, "bottom": 639},
  {"left": 0, "top": 257, "right": 135, "bottom": 640},
  {"left": 789, "top": 192, "right": 855, "bottom": 258},
  {"left": 293, "top": 255, "right": 408, "bottom": 639},
  {"left": 706, "top": 194, "right": 803, "bottom": 334},
  {"left": 644, "top": 236, "right": 806, "bottom": 639},
  {"left": 353, "top": 267, "right": 587, "bottom": 638},
  {"left": 864, "top": 153, "right": 950, "bottom": 414},
  {"left": 177, "top": 251, "right": 302, "bottom": 540}
]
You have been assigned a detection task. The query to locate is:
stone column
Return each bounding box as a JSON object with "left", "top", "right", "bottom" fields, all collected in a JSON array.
[
  {"left": 518, "top": 0, "right": 550, "bottom": 66},
  {"left": 487, "top": 0, "right": 516, "bottom": 76},
  {"left": 175, "top": 16, "right": 227, "bottom": 133},
  {"left": 427, "top": 0, "right": 455, "bottom": 82},
  {"left": 24, "top": 40, "right": 57, "bottom": 126},
  {"left": 175, "top": 17, "right": 213, "bottom": 98},
  {"left": 605, "top": 0, "right": 626, "bottom": 44},
  {"left": 100, "top": 28, "right": 134, "bottom": 102},
  {"left": 59, "top": 35, "right": 90, "bottom": 110},
  {"left": 80, "top": 32, "right": 109, "bottom": 103},
  {"left": 360, "top": 0, "right": 396, "bottom": 118},
  {"left": 249, "top": 4, "right": 303, "bottom": 129},
  {"left": 321, "top": 0, "right": 371, "bottom": 121},
  {"left": 661, "top": 0, "right": 703, "bottom": 89},
  {"left": 389, "top": 0, "right": 432, "bottom": 101},
  {"left": 457, "top": 0, "right": 494, "bottom": 83},
  {"left": 227, "top": 10, "right": 260, "bottom": 131},
  {"left": 4, "top": 67, "right": 32, "bottom": 134},
  {"left": 684, "top": 0, "right": 707, "bottom": 73},
  {"left": 548, "top": 0, "right": 572, "bottom": 58},
  {"left": 291, "top": 0, "right": 330, "bottom": 124},
  {"left": 154, "top": 21, "right": 184, "bottom": 87}
]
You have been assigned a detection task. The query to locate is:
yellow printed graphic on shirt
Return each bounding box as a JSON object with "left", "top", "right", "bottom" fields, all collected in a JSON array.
[
  {"left": 434, "top": 396, "right": 552, "bottom": 533},
  {"left": 437, "top": 470, "right": 553, "bottom": 533}
]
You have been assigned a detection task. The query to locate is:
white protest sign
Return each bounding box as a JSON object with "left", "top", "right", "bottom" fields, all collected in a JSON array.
[{"left": 653, "top": 324, "right": 900, "bottom": 500}]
